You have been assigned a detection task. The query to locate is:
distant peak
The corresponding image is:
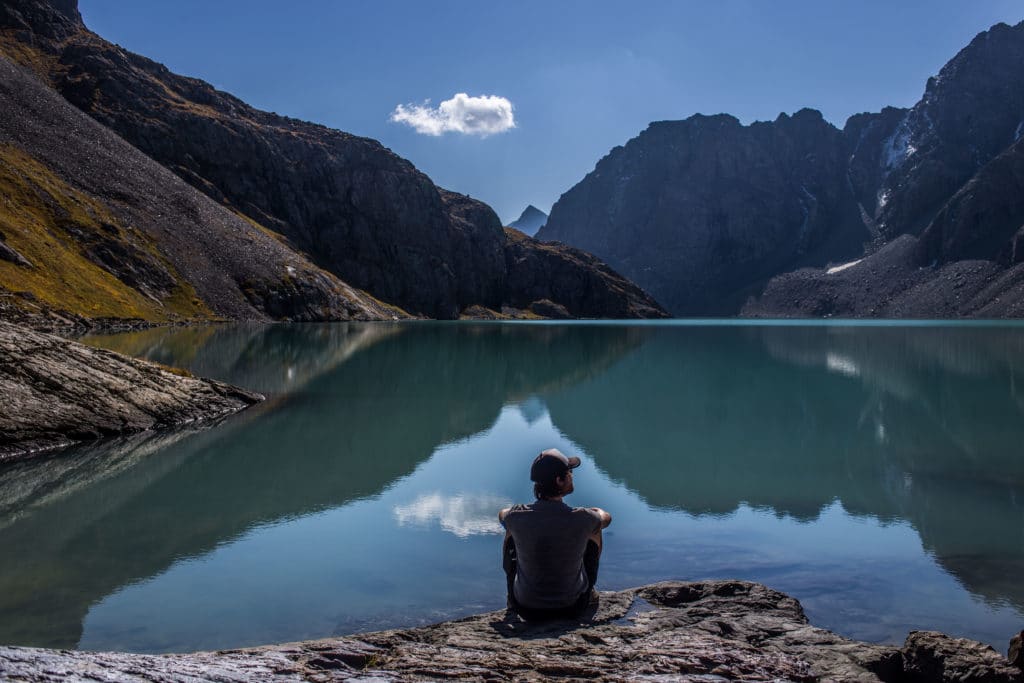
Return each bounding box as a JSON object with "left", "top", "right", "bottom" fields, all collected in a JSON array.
[
  {"left": 509, "top": 205, "right": 548, "bottom": 237},
  {"left": 517, "top": 205, "right": 546, "bottom": 221}
]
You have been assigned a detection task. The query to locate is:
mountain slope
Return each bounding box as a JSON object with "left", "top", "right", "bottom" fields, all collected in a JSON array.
[
  {"left": 0, "top": 52, "right": 397, "bottom": 329},
  {"left": 0, "top": 0, "right": 667, "bottom": 320},
  {"left": 540, "top": 21, "right": 1024, "bottom": 318}
]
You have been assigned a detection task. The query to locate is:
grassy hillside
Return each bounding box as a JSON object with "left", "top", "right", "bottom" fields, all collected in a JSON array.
[{"left": 0, "top": 144, "right": 211, "bottom": 322}]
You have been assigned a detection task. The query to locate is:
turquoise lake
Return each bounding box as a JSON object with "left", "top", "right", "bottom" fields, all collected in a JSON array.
[{"left": 1, "top": 321, "right": 1022, "bottom": 654}]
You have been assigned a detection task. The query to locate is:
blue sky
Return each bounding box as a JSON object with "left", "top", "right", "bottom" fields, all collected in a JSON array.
[{"left": 80, "top": 1, "right": 1023, "bottom": 225}]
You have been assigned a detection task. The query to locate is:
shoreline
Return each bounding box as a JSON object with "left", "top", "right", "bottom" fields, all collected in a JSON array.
[{"left": 1, "top": 581, "right": 1021, "bottom": 682}]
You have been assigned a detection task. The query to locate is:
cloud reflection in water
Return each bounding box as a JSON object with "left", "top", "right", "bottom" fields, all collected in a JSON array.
[{"left": 393, "top": 492, "right": 510, "bottom": 537}]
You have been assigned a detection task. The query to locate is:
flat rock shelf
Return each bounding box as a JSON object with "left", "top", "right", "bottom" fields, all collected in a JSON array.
[
  {"left": 1, "top": 581, "right": 1021, "bottom": 682},
  {"left": 0, "top": 321, "right": 263, "bottom": 461}
]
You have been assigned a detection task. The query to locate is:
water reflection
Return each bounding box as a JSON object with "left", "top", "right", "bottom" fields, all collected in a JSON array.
[
  {"left": 0, "top": 322, "right": 1022, "bottom": 652},
  {"left": 0, "top": 322, "right": 645, "bottom": 648},
  {"left": 393, "top": 492, "right": 509, "bottom": 537},
  {"left": 545, "top": 325, "right": 1024, "bottom": 612}
]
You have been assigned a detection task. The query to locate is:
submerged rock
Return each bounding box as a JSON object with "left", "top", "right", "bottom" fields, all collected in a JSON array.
[
  {"left": 0, "top": 321, "right": 262, "bottom": 461},
  {"left": 0, "top": 580, "right": 1019, "bottom": 681}
]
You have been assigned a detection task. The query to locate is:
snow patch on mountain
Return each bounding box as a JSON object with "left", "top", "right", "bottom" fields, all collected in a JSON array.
[{"left": 882, "top": 117, "right": 917, "bottom": 171}]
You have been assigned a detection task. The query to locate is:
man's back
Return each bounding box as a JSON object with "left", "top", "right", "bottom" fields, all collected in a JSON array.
[{"left": 502, "top": 499, "right": 603, "bottom": 609}]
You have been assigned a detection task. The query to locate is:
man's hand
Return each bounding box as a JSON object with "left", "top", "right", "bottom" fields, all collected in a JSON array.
[{"left": 590, "top": 507, "right": 612, "bottom": 529}]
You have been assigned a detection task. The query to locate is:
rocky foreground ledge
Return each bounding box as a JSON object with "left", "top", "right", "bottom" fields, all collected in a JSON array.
[
  {"left": 0, "top": 321, "right": 262, "bottom": 461},
  {"left": 2, "top": 581, "right": 1021, "bottom": 682}
]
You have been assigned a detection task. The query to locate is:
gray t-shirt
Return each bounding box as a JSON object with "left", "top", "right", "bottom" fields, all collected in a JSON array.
[{"left": 501, "top": 499, "right": 603, "bottom": 609}]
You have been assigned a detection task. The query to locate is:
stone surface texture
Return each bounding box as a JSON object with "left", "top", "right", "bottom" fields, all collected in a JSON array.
[
  {"left": 0, "top": 320, "right": 262, "bottom": 461},
  {"left": 1, "top": 581, "right": 1021, "bottom": 682}
]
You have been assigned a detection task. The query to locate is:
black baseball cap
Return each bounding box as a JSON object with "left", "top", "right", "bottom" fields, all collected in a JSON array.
[{"left": 530, "top": 448, "right": 581, "bottom": 482}]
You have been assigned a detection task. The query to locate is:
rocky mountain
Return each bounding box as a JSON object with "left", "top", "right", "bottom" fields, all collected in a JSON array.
[
  {"left": 0, "top": 0, "right": 667, "bottom": 321},
  {"left": 0, "top": 51, "right": 397, "bottom": 330},
  {"left": 540, "top": 21, "right": 1024, "bottom": 318},
  {"left": 540, "top": 110, "right": 868, "bottom": 314},
  {"left": 508, "top": 205, "right": 548, "bottom": 237}
]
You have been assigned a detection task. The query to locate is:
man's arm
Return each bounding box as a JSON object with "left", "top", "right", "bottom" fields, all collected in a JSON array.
[{"left": 498, "top": 507, "right": 512, "bottom": 541}]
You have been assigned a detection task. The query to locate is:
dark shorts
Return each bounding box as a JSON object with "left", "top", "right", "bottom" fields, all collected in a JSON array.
[{"left": 503, "top": 538, "right": 600, "bottom": 620}]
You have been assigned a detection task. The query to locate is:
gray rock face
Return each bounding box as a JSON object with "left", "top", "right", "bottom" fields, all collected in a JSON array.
[
  {"left": 1, "top": 580, "right": 1020, "bottom": 682},
  {"left": 0, "top": 321, "right": 262, "bottom": 461}
]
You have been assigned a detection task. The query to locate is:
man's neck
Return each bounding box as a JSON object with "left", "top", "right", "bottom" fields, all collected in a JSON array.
[{"left": 538, "top": 496, "right": 564, "bottom": 503}]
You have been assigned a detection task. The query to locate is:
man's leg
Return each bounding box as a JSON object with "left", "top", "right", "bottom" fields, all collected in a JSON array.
[
  {"left": 584, "top": 531, "right": 602, "bottom": 593},
  {"left": 503, "top": 536, "right": 517, "bottom": 607}
]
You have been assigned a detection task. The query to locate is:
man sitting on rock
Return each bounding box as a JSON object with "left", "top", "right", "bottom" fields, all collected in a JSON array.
[{"left": 499, "top": 448, "right": 612, "bottom": 619}]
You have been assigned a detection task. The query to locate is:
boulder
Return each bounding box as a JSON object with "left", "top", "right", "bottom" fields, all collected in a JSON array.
[{"left": 902, "top": 630, "right": 1024, "bottom": 683}]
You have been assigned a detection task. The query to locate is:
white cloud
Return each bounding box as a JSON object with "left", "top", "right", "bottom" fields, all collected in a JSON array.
[
  {"left": 390, "top": 93, "right": 516, "bottom": 137},
  {"left": 393, "top": 492, "right": 510, "bottom": 537}
]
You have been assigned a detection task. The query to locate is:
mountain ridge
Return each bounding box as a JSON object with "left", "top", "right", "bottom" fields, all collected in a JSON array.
[{"left": 539, "top": 20, "right": 1024, "bottom": 317}]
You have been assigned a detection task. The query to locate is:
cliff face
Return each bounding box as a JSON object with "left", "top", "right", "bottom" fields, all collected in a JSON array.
[
  {"left": 541, "top": 21, "right": 1024, "bottom": 318},
  {"left": 0, "top": 0, "right": 666, "bottom": 320}
]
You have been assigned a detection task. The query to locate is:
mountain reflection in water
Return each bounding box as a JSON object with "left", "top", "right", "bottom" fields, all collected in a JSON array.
[
  {"left": 0, "top": 321, "right": 1021, "bottom": 653},
  {"left": 547, "top": 325, "right": 1024, "bottom": 611}
]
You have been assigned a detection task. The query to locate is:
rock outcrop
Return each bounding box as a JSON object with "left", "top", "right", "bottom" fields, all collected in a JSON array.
[
  {"left": 0, "top": 321, "right": 262, "bottom": 461},
  {"left": 541, "top": 21, "right": 1024, "bottom": 318},
  {"left": 1, "top": 581, "right": 1020, "bottom": 682},
  {"left": 0, "top": 0, "right": 666, "bottom": 321},
  {"left": 508, "top": 205, "right": 548, "bottom": 237}
]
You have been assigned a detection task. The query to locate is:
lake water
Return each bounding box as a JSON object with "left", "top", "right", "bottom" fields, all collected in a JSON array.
[{"left": 1, "top": 321, "right": 1022, "bottom": 654}]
